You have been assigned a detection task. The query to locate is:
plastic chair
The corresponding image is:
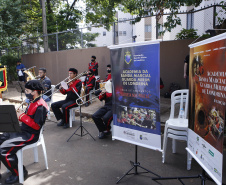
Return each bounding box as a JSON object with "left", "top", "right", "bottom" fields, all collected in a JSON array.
[
  {"left": 162, "top": 89, "right": 190, "bottom": 169},
  {"left": 47, "top": 85, "right": 55, "bottom": 119},
  {"left": 16, "top": 127, "right": 48, "bottom": 183},
  {"left": 69, "top": 106, "right": 80, "bottom": 127}
]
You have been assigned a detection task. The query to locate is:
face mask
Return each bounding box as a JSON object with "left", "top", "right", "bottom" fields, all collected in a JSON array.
[
  {"left": 25, "top": 93, "right": 34, "bottom": 101},
  {"left": 91, "top": 59, "right": 95, "bottom": 62},
  {"left": 88, "top": 73, "right": 92, "bottom": 75},
  {"left": 107, "top": 69, "right": 111, "bottom": 73}
]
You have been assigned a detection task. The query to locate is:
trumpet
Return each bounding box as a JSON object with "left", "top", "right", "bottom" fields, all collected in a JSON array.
[
  {"left": 16, "top": 71, "right": 87, "bottom": 112},
  {"left": 76, "top": 80, "right": 112, "bottom": 106}
]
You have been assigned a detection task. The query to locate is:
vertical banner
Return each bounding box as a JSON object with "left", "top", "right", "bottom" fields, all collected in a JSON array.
[
  {"left": 108, "top": 41, "right": 161, "bottom": 150},
  {"left": 188, "top": 33, "right": 226, "bottom": 185}
]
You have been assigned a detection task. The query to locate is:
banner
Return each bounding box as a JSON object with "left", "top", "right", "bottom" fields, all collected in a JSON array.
[
  {"left": 109, "top": 41, "right": 161, "bottom": 150},
  {"left": 0, "top": 66, "right": 7, "bottom": 92},
  {"left": 188, "top": 33, "right": 226, "bottom": 185}
]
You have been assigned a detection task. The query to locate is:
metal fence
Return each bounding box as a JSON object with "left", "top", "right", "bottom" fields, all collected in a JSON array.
[{"left": 0, "top": 4, "right": 225, "bottom": 57}]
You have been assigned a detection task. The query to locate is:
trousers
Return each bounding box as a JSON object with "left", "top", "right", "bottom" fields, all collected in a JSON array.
[
  {"left": 92, "top": 106, "right": 113, "bottom": 132},
  {"left": 51, "top": 99, "right": 78, "bottom": 124},
  {"left": 0, "top": 132, "right": 39, "bottom": 176}
]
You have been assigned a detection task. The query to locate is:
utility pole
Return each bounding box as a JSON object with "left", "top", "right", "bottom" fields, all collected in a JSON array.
[{"left": 41, "top": 0, "right": 48, "bottom": 52}]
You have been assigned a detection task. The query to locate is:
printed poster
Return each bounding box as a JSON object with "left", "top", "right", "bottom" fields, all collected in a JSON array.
[
  {"left": 108, "top": 41, "right": 161, "bottom": 150},
  {"left": 188, "top": 33, "right": 226, "bottom": 185}
]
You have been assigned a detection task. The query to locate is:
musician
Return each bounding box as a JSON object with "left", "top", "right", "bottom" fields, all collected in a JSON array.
[
  {"left": 83, "top": 69, "right": 96, "bottom": 107},
  {"left": 0, "top": 80, "right": 48, "bottom": 184},
  {"left": 88, "top": 56, "right": 98, "bottom": 76},
  {"left": 16, "top": 60, "right": 26, "bottom": 82},
  {"left": 51, "top": 68, "right": 82, "bottom": 129},
  {"left": 38, "top": 68, "right": 52, "bottom": 102},
  {"left": 92, "top": 86, "right": 113, "bottom": 139}
]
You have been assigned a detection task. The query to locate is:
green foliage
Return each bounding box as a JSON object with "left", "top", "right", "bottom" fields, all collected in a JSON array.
[
  {"left": 85, "top": 0, "right": 203, "bottom": 32},
  {"left": 175, "top": 28, "right": 198, "bottom": 40},
  {"left": 0, "top": 55, "right": 18, "bottom": 82}
]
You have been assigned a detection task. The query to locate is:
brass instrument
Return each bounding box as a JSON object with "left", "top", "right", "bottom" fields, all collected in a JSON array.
[
  {"left": 16, "top": 71, "right": 87, "bottom": 112},
  {"left": 24, "top": 66, "right": 37, "bottom": 81},
  {"left": 76, "top": 79, "right": 112, "bottom": 106}
]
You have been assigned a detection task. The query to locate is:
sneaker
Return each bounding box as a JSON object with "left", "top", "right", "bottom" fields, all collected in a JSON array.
[
  {"left": 104, "top": 131, "right": 111, "bottom": 136},
  {"left": 63, "top": 124, "right": 69, "bottom": 129},
  {"left": 57, "top": 120, "right": 64, "bottom": 126},
  {"left": 98, "top": 132, "right": 106, "bottom": 139}
]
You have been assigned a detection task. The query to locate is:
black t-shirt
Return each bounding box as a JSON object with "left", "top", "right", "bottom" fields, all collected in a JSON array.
[{"left": 184, "top": 55, "right": 190, "bottom": 76}]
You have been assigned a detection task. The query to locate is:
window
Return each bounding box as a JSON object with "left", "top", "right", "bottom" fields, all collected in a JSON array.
[
  {"left": 187, "top": 11, "right": 194, "bottom": 29},
  {"left": 145, "top": 25, "right": 152, "bottom": 32},
  {"left": 103, "top": 31, "right": 106, "bottom": 36},
  {"left": 123, "top": 31, "right": 126, "bottom": 36}
]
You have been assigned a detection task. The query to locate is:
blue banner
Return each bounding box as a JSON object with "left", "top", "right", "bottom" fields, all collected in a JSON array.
[{"left": 109, "top": 41, "right": 161, "bottom": 150}]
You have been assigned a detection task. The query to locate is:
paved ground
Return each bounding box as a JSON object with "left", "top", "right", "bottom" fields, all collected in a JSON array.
[{"left": 0, "top": 87, "right": 225, "bottom": 185}]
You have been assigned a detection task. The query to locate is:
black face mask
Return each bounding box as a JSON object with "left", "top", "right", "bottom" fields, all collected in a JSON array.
[
  {"left": 88, "top": 73, "right": 92, "bottom": 75},
  {"left": 107, "top": 69, "right": 111, "bottom": 73},
  {"left": 91, "top": 59, "right": 95, "bottom": 62},
  {"left": 25, "top": 93, "right": 34, "bottom": 101}
]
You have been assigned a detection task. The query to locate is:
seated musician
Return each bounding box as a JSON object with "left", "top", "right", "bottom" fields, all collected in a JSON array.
[
  {"left": 83, "top": 69, "right": 96, "bottom": 107},
  {"left": 51, "top": 68, "right": 82, "bottom": 129},
  {"left": 0, "top": 80, "right": 48, "bottom": 184},
  {"left": 88, "top": 55, "right": 98, "bottom": 76},
  {"left": 38, "top": 68, "right": 52, "bottom": 102},
  {"left": 92, "top": 86, "right": 113, "bottom": 139}
]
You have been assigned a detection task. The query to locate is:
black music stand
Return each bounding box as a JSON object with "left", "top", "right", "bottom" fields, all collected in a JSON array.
[
  {"left": 12, "top": 81, "right": 25, "bottom": 108},
  {"left": 67, "top": 106, "right": 95, "bottom": 142},
  {"left": 116, "top": 145, "right": 160, "bottom": 184},
  {"left": 0, "top": 105, "right": 21, "bottom": 132}
]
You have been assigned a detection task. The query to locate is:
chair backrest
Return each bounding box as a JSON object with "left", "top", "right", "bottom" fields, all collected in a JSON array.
[
  {"left": 169, "top": 89, "right": 189, "bottom": 119},
  {"left": 49, "top": 85, "right": 55, "bottom": 103}
]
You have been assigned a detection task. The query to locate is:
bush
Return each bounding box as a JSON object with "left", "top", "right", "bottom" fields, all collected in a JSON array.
[
  {"left": 176, "top": 28, "right": 198, "bottom": 40},
  {"left": 0, "top": 55, "right": 18, "bottom": 82}
]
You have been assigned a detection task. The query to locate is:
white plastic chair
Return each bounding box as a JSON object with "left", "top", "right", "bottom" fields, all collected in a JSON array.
[
  {"left": 69, "top": 106, "right": 80, "bottom": 127},
  {"left": 16, "top": 127, "right": 48, "bottom": 183},
  {"left": 162, "top": 89, "right": 191, "bottom": 169},
  {"left": 47, "top": 85, "right": 55, "bottom": 119}
]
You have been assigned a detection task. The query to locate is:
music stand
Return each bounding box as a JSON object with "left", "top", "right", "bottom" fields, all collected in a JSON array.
[
  {"left": 67, "top": 106, "right": 95, "bottom": 142},
  {"left": 0, "top": 105, "right": 21, "bottom": 132},
  {"left": 12, "top": 81, "right": 25, "bottom": 108}
]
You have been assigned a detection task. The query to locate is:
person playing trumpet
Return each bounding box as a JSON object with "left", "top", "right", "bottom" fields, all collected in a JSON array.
[
  {"left": 83, "top": 69, "right": 96, "bottom": 107},
  {"left": 0, "top": 80, "right": 48, "bottom": 184},
  {"left": 51, "top": 68, "right": 82, "bottom": 129},
  {"left": 92, "top": 80, "right": 112, "bottom": 139}
]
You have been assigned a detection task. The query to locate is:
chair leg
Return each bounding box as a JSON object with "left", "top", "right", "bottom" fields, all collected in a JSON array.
[
  {"left": 41, "top": 136, "right": 48, "bottom": 169},
  {"left": 72, "top": 109, "right": 75, "bottom": 121},
  {"left": 187, "top": 152, "right": 192, "bottom": 170},
  {"left": 69, "top": 110, "right": 72, "bottom": 128},
  {"left": 33, "top": 147, "right": 39, "bottom": 162},
  {"left": 162, "top": 125, "right": 168, "bottom": 163},
  {"left": 172, "top": 139, "right": 177, "bottom": 153},
  {"left": 17, "top": 150, "right": 24, "bottom": 183}
]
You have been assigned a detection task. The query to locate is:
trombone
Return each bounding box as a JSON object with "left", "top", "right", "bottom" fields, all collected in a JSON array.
[
  {"left": 76, "top": 79, "right": 112, "bottom": 106},
  {"left": 16, "top": 71, "right": 88, "bottom": 112}
]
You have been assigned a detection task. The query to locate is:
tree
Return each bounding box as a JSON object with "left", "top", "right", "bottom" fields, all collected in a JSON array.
[
  {"left": 85, "top": 0, "right": 225, "bottom": 33},
  {"left": 0, "top": 0, "right": 28, "bottom": 49}
]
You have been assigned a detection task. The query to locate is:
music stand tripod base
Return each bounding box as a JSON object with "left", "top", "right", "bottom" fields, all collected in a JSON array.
[
  {"left": 116, "top": 145, "right": 161, "bottom": 184},
  {"left": 67, "top": 106, "right": 95, "bottom": 142}
]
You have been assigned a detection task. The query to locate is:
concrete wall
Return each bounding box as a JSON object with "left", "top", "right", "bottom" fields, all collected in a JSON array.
[
  {"left": 22, "top": 39, "right": 197, "bottom": 94},
  {"left": 22, "top": 47, "right": 110, "bottom": 85}
]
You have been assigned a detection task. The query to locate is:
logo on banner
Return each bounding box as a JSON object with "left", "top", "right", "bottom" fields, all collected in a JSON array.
[
  {"left": 214, "top": 168, "right": 221, "bottom": 177},
  {"left": 139, "top": 135, "right": 148, "bottom": 141},
  {"left": 125, "top": 51, "right": 132, "bottom": 64},
  {"left": 208, "top": 149, "right": 214, "bottom": 157}
]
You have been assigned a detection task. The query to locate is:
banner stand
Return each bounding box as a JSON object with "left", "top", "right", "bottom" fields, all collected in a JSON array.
[
  {"left": 67, "top": 106, "right": 95, "bottom": 142},
  {"left": 152, "top": 168, "right": 216, "bottom": 185},
  {"left": 116, "top": 145, "right": 160, "bottom": 184}
]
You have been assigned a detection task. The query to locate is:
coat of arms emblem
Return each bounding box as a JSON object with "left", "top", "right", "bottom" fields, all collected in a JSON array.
[{"left": 125, "top": 51, "right": 132, "bottom": 64}]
